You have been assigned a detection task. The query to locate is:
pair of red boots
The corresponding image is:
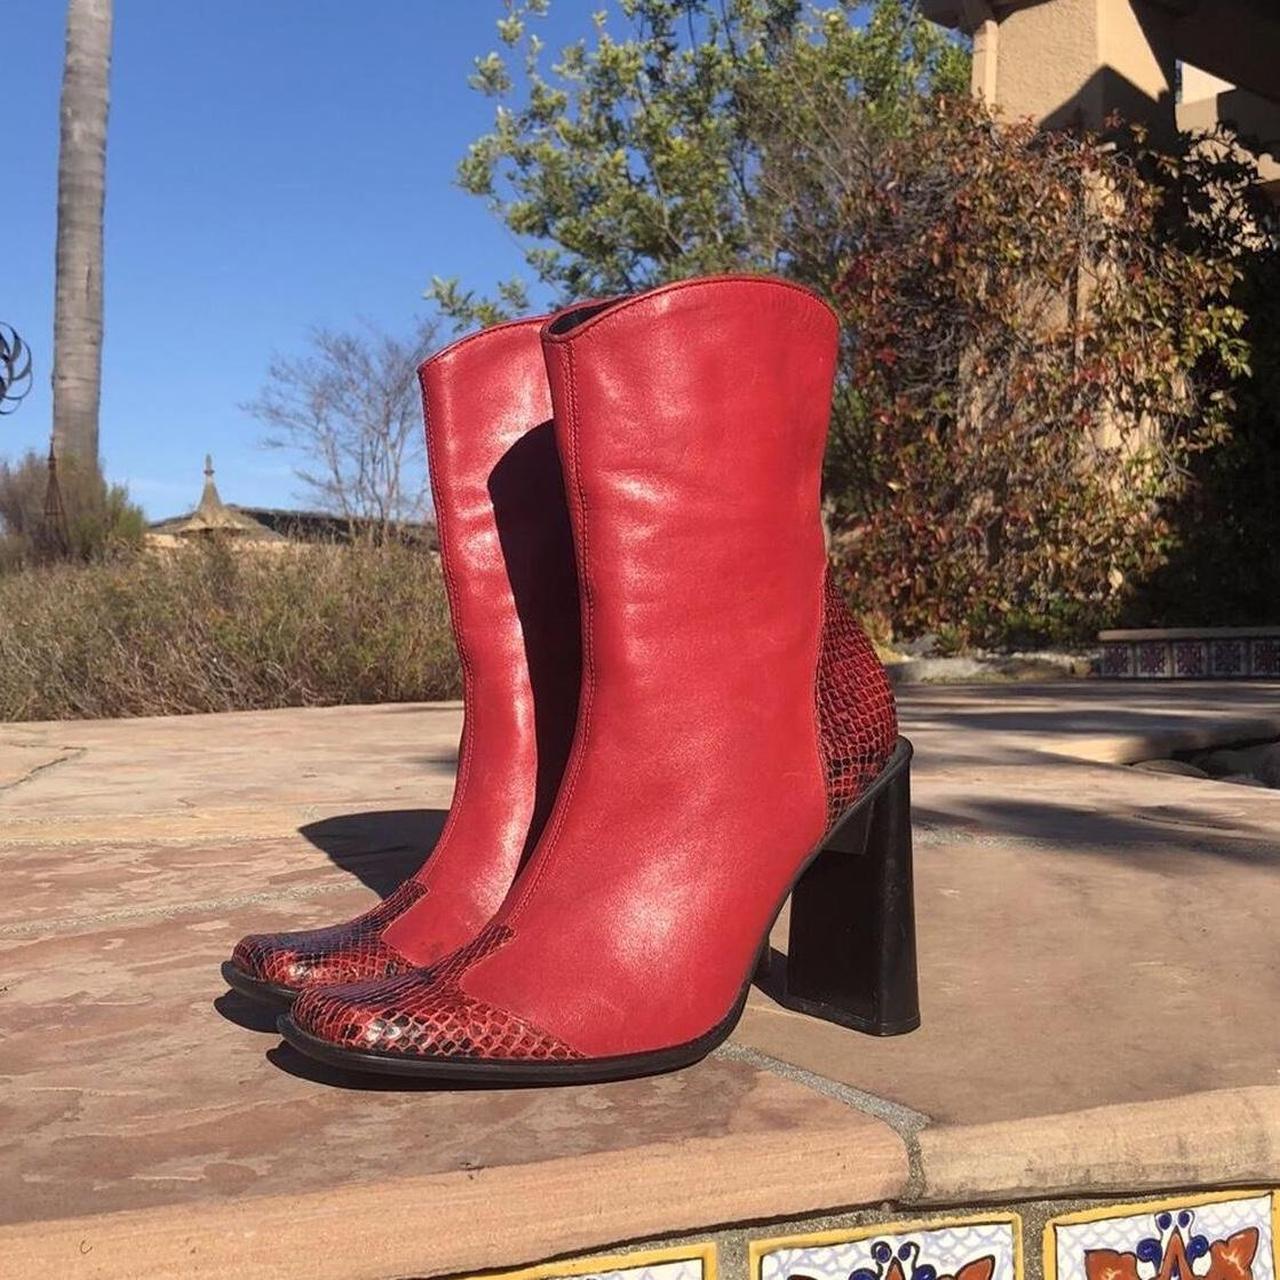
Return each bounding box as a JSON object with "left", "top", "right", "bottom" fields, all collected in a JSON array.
[{"left": 222, "top": 275, "right": 918, "bottom": 1085}]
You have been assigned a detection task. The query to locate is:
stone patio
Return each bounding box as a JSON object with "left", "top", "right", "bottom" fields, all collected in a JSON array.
[{"left": 2, "top": 684, "right": 1278, "bottom": 1278}]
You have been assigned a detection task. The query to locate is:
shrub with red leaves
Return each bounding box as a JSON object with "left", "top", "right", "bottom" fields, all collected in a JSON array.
[{"left": 758, "top": 92, "right": 1268, "bottom": 645}]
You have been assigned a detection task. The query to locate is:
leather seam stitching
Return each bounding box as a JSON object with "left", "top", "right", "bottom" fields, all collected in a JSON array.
[
  {"left": 542, "top": 275, "right": 838, "bottom": 346},
  {"left": 813, "top": 563, "right": 835, "bottom": 836},
  {"left": 421, "top": 313, "right": 549, "bottom": 374},
  {"left": 414, "top": 368, "right": 474, "bottom": 889}
]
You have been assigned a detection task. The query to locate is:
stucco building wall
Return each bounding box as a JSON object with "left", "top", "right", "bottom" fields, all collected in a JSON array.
[{"left": 924, "top": 0, "right": 1278, "bottom": 195}]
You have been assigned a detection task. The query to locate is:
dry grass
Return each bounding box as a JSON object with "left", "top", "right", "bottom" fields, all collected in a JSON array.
[{"left": 0, "top": 540, "right": 461, "bottom": 722}]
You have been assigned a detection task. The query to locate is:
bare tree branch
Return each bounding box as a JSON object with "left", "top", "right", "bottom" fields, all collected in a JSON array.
[{"left": 244, "top": 318, "right": 438, "bottom": 539}]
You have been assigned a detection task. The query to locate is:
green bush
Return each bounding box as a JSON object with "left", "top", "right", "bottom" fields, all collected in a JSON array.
[
  {"left": 0, "top": 450, "right": 146, "bottom": 567},
  {"left": 1125, "top": 221, "right": 1280, "bottom": 628},
  {"left": 0, "top": 540, "right": 460, "bottom": 721}
]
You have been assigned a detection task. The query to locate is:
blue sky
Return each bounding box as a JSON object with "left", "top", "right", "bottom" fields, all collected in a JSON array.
[{"left": 7, "top": 2, "right": 588, "bottom": 517}]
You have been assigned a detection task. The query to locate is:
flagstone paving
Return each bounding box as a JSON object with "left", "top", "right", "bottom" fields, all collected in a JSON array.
[{"left": 1, "top": 684, "right": 1278, "bottom": 1278}]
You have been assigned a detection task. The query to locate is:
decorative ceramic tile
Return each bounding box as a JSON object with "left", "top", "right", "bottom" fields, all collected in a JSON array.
[
  {"left": 475, "top": 1244, "right": 716, "bottom": 1280},
  {"left": 752, "top": 1214, "right": 1021, "bottom": 1280},
  {"left": 1100, "top": 631, "right": 1280, "bottom": 679},
  {"left": 1137, "top": 641, "right": 1173, "bottom": 678},
  {"left": 1102, "top": 644, "right": 1134, "bottom": 678},
  {"left": 1173, "top": 640, "right": 1208, "bottom": 677},
  {"left": 1210, "top": 639, "right": 1247, "bottom": 678},
  {"left": 1252, "top": 638, "right": 1280, "bottom": 678},
  {"left": 1044, "top": 1190, "right": 1277, "bottom": 1280}
]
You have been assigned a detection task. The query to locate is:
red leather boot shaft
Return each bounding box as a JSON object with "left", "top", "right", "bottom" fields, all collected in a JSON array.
[
  {"left": 455, "top": 278, "right": 842, "bottom": 1054},
  {"left": 380, "top": 318, "right": 581, "bottom": 962},
  {"left": 229, "top": 316, "right": 581, "bottom": 994}
]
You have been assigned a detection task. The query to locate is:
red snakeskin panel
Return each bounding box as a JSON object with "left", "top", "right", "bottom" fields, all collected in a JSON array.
[
  {"left": 230, "top": 879, "right": 427, "bottom": 990},
  {"left": 816, "top": 568, "right": 898, "bottom": 828},
  {"left": 289, "top": 922, "right": 583, "bottom": 1059}
]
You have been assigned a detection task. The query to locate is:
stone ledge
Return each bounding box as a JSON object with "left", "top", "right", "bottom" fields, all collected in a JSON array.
[
  {"left": 916, "top": 1086, "right": 1280, "bottom": 1204},
  {"left": 4, "top": 689, "right": 1279, "bottom": 1280},
  {"left": 0, "top": 1125, "right": 907, "bottom": 1280},
  {"left": 1040, "top": 711, "right": 1280, "bottom": 763},
  {"left": 8, "top": 1085, "right": 1277, "bottom": 1280}
]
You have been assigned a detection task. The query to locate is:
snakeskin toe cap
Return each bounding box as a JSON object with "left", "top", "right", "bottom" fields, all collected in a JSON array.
[
  {"left": 290, "top": 969, "right": 583, "bottom": 1061},
  {"left": 289, "top": 924, "right": 583, "bottom": 1062},
  {"left": 230, "top": 932, "right": 412, "bottom": 988},
  {"left": 228, "top": 879, "right": 426, "bottom": 991}
]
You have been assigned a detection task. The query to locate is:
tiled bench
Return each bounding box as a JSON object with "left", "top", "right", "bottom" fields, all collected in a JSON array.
[
  {"left": 1098, "top": 627, "right": 1280, "bottom": 679},
  {"left": 479, "top": 1192, "right": 1278, "bottom": 1280}
]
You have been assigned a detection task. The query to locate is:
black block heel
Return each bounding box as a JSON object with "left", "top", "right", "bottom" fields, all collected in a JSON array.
[{"left": 779, "top": 737, "right": 919, "bottom": 1036}]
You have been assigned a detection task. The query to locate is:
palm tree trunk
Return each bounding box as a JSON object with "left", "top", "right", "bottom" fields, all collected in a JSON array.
[{"left": 52, "top": 0, "right": 112, "bottom": 470}]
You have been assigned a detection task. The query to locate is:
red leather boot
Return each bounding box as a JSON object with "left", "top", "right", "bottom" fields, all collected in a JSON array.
[
  {"left": 280, "top": 276, "right": 918, "bottom": 1080},
  {"left": 222, "top": 316, "right": 581, "bottom": 1006}
]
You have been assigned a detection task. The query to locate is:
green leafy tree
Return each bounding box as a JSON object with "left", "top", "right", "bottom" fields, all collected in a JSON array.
[
  {"left": 428, "top": 0, "right": 968, "bottom": 326},
  {"left": 436, "top": 2, "right": 1273, "bottom": 642}
]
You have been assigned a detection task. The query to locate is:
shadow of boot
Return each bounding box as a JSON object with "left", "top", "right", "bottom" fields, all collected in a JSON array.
[{"left": 297, "top": 808, "right": 449, "bottom": 897}]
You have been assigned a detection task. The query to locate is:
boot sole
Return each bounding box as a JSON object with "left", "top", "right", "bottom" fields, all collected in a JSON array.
[
  {"left": 277, "top": 993, "right": 748, "bottom": 1084},
  {"left": 277, "top": 737, "right": 916, "bottom": 1085},
  {"left": 221, "top": 961, "right": 298, "bottom": 1009}
]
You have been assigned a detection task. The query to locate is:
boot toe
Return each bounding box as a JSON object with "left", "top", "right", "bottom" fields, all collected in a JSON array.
[
  {"left": 290, "top": 971, "right": 582, "bottom": 1062},
  {"left": 231, "top": 931, "right": 411, "bottom": 989},
  {"left": 231, "top": 933, "right": 305, "bottom": 986},
  {"left": 226, "top": 880, "right": 427, "bottom": 991}
]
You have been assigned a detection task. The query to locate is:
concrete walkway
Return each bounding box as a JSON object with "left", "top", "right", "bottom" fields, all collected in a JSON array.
[{"left": 2, "top": 684, "right": 1278, "bottom": 1278}]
